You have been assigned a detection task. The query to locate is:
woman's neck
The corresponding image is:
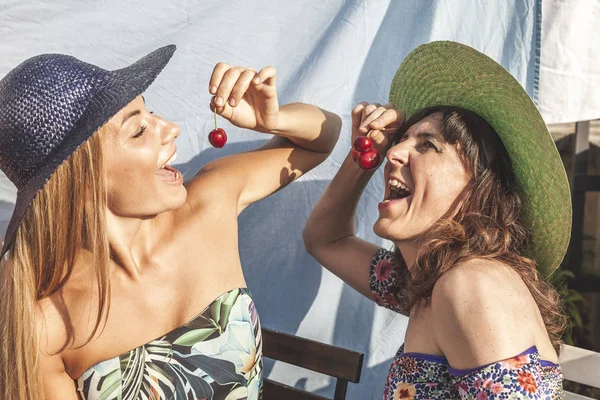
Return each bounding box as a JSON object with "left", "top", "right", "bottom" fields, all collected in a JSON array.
[
  {"left": 105, "top": 210, "right": 158, "bottom": 279},
  {"left": 395, "top": 239, "right": 421, "bottom": 271}
]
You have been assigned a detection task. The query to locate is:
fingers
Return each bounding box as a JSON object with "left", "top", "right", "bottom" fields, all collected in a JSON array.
[
  {"left": 209, "top": 63, "right": 277, "bottom": 110},
  {"left": 369, "top": 103, "right": 405, "bottom": 131},
  {"left": 228, "top": 69, "right": 256, "bottom": 107},
  {"left": 368, "top": 129, "right": 386, "bottom": 145},
  {"left": 213, "top": 66, "right": 252, "bottom": 107},
  {"left": 352, "top": 102, "right": 404, "bottom": 134},
  {"left": 351, "top": 102, "right": 368, "bottom": 131},
  {"left": 208, "top": 62, "right": 230, "bottom": 95},
  {"left": 359, "top": 104, "right": 384, "bottom": 133},
  {"left": 254, "top": 65, "right": 276, "bottom": 87}
]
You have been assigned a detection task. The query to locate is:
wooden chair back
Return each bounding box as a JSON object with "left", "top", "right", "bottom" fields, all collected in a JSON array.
[{"left": 262, "top": 328, "right": 364, "bottom": 400}]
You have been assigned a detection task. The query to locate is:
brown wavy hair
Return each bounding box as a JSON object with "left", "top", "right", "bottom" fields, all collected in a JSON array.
[{"left": 392, "top": 106, "right": 567, "bottom": 353}]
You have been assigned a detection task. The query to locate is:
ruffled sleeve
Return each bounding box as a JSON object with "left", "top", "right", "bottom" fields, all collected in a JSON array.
[
  {"left": 452, "top": 348, "right": 564, "bottom": 399},
  {"left": 369, "top": 248, "right": 406, "bottom": 313}
]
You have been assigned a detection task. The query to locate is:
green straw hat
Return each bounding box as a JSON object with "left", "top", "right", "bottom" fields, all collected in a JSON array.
[{"left": 388, "top": 41, "right": 571, "bottom": 275}]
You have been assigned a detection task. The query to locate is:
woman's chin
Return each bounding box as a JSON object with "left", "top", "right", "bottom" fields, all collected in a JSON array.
[
  {"left": 373, "top": 219, "right": 394, "bottom": 241},
  {"left": 373, "top": 219, "right": 415, "bottom": 243},
  {"left": 145, "top": 187, "right": 188, "bottom": 215},
  {"left": 166, "top": 187, "right": 188, "bottom": 210}
]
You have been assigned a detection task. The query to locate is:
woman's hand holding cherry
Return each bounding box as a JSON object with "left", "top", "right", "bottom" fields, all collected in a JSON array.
[
  {"left": 351, "top": 103, "right": 405, "bottom": 170},
  {"left": 208, "top": 63, "right": 279, "bottom": 147}
]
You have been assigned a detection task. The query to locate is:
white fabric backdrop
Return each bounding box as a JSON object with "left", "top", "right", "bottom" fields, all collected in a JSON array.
[
  {"left": 0, "top": 1, "right": 545, "bottom": 398},
  {"left": 539, "top": 0, "right": 599, "bottom": 124}
]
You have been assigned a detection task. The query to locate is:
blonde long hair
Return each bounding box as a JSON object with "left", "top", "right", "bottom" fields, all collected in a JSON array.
[{"left": 0, "top": 129, "right": 110, "bottom": 399}]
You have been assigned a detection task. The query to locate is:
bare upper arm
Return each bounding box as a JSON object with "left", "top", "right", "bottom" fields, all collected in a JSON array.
[
  {"left": 39, "top": 351, "right": 79, "bottom": 399},
  {"left": 303, "top": 234, "right": 381, "bottom": 299},
  {"left": 431, "top": 259, "right": 538, "bottom": 369},
  {"left": 186, "top": 136, "right": 329, "bottom": 215},
  {"left": 37, "top": 301, "right": 79, "bottom": 399}
]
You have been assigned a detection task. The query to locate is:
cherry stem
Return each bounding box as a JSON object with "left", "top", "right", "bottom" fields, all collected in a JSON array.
[
  {"left": 213, "top": 107, "right": 218, "bottom": 130},
  {"left": 366, "top": 129, "right": 373, "bottom": 138}
]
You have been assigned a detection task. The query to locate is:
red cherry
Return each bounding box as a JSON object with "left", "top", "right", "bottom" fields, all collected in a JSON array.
[
  {"left": 357, "top": 148, "right": 380, "bottom": 170},
  {"left": 351, "top": 148, "right": 361, "bottom": 162},
  {"left": 353, "top": 136, "right": 372, "bottom": 152},
  {"left": 208, "top": 128, "right": 227, "bottom": 148}
]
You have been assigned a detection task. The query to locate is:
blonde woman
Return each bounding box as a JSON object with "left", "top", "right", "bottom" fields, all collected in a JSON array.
[{"left": 0, "top": 45, "right": 340, "bottom": 399}]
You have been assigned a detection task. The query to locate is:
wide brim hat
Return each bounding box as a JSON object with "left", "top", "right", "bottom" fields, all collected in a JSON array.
[
  {"left": 0, "top": 45, "right": 176, "bottom": 256},
  {"left": 388, "top": 41, "right": 571, "bottom": 275}
]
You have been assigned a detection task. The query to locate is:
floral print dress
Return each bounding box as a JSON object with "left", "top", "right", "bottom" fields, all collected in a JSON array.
[
  {"left": 76, "top": 288, "right": 262, "bottom": 400},
  {"left": 370, "top": 248, "right": 565, "bottom": 400}
]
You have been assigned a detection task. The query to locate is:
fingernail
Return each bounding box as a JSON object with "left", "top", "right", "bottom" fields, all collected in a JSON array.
[
  {"left": 229, "top": 98, "right": 236, "bottom": 107},
  {"left": 253, "top": 77, "right": 260, "bottom": 84},
  {"left": 210, "top": 86, "right": 217, "bottom": 94},
  {"left": 216, "top": 96, "right": 223, "bottom": 106}
]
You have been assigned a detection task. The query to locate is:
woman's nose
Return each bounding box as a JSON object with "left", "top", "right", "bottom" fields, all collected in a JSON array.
[
  {"left": 386, "top": 140, "right": 410, "bottom": 166},
  {"left": 161, "top": 120, "right": 180, "bottom": 144}
]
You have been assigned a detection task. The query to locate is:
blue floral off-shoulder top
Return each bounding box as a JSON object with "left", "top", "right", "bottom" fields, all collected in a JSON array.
[{"left": 369, "top": 248, "right": 564, "bottom": 399}]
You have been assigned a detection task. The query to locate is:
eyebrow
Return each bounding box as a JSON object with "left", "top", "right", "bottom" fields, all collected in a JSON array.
[
  {"left": 416, "top": 131, "right": 444, "bottom": 141},
  {"left": 121, "top": 110, "right": 141, "bottom": 127}
]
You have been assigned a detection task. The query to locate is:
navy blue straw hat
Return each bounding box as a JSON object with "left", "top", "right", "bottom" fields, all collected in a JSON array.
[{"left": 0, "top": 45, "right": 176, "bottom": 256}]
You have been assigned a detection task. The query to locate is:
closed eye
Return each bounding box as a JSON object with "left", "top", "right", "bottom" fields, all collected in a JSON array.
[{"left": 133, "top": 125, "right": 146, "bottom": 138}]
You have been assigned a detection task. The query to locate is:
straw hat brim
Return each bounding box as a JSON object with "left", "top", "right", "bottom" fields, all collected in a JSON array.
[{"left": 388, "top": 41, "right": 571, "bottom": 274}]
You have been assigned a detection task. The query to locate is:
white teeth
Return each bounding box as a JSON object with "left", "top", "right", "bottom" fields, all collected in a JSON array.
[{"left": 388, "top": 178, "right": 409, "bottom": 191}]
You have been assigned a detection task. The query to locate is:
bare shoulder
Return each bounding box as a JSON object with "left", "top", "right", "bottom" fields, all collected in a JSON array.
[
  {"left": 431, "top": 259, "right": 516, "bottom": 345},
  {"left": 431, "top": 258, "right": 538, "bottom": 369},
  {"left": 181, "top": 158, "right": 241, "bottom": 215},
  {"left": 432, "top": 258, "right": 523, "bottom": 307}
]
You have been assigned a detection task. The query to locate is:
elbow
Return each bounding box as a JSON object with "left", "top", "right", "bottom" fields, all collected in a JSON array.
[
  {"left": 302, "top": 221, "right": 330, "bottom": 257},
  {"left": 319, "top": 110, "right": 342, "bottom": 154},
  {"left": 302, "top": 225, "right": 318, "bottom": 256},
  {"left": 328, "top": 114, "right": 342, "bottom": 153}
]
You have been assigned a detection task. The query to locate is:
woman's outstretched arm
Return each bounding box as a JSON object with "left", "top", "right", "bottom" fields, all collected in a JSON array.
[
  {"left": 186, "top": 64, "right": 341, "bottom": 215},
  {"left": 303, "top": 103, "right": 403, "bottom": 299}
]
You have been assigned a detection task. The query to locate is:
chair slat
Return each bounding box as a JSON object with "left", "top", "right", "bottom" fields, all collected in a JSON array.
[
  {"left": 264, "top": 378, "right": 330, "bottom": 400},
  {"left": 333, "top": 380, "right": 349, "bottom": 400},
  {"left": 564, "top": 391, "right": 597, "bottom": 400},
  {"left": 262, "top": 328, "right": 364, "bottom": 383},
  {"left": 559, "top": 344, "right": 600, "bottom": 388}
]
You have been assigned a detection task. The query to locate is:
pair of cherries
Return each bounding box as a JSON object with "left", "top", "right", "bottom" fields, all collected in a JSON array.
[{"left": 352, "top": 132, "right": 380, "bottom": 170}]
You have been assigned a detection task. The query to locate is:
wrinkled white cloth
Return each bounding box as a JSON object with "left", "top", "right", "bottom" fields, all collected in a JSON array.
[
  {"left": 0, "top": 1, "right": 544, "bottom": 398},
  {"left": 539, "top": 0, "right": 599, "bottom": 124}
]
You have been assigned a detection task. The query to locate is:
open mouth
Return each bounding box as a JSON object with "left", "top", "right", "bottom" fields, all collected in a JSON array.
[
  {"left": 156, "top": 151, "right": 181, "bottom": 182},
  {"left": 386, "top": 178, "right": 412, "bottom": 200}
]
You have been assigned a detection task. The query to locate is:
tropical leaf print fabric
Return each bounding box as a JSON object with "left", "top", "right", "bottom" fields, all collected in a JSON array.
[
  {"left": 76, "top": 288, "right": 262, "bottom": 400},
  {"left": 370, "top": 248, "right": 565, "bottom": 399}
]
